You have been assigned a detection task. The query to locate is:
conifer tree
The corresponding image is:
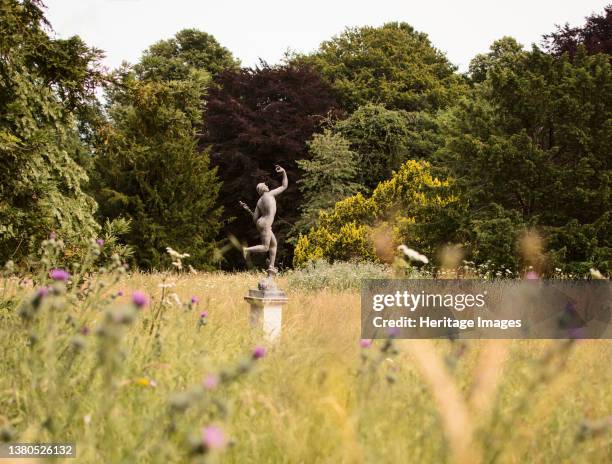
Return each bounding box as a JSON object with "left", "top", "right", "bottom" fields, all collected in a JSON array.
[
  {"left": 0, "top": 0, "right": 100, "bottom": 264},
  {"left": 291, "top": 130, "right": 362, "bottom": 239},
  {"left": 93, "top": 69, "right": 223, "bottom": 269}
]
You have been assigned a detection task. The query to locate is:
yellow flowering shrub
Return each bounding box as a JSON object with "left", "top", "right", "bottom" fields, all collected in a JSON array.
[{"left": 293, "top": 160, "right": 462, "bottom": 267}]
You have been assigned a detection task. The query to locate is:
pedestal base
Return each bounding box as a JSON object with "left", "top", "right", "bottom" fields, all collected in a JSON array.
[{"left": 244, "top": 273, "right": 288, "bottom": 341}]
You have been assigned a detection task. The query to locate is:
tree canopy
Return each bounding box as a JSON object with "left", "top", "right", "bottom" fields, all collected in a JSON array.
[
  {"left": 440, "top": 41, "right": 612, "bottom": 272},
  {"left": 295, "top": 22, "right": 467, "bottom": 112},
  {"left": 202, "top": 63, "right": 341, "bottom": 268},
  {"left": 93, "top": 68, "right": 222, "bottom": 269},
  {"left": 291, "top": 130, "right": 362, "bottom": 239},
  {"left": 543, "top": 5, "right": 612, "bottom": 59},
  {"left": 134, "top": 28, "right": 239, "bottom": 81},
  {"left": 0, "top": 0, "right": 101, "bottom": 264}
]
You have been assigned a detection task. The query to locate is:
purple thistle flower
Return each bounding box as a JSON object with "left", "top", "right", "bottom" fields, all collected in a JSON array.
[
  {"left": 360, "top": 339, "right": 373, "bottom": 348},
  {"left": 386, "top": 326, "right": 400, "bottom": 338},
  {"left": 568, "top": 327, "right": 586, "bottom": 340},
  {"left": 80, "top": 326, "right": 90, "bottom": 336},
  {"left": 252, "top": 346, "right": 266, "bottom": 360},
  {"left": 96, "top": 239, "right": 105, "bottom": 247},
  {"left": 36, "top": 287, "right": 50, "bottom": 298},
  {"left": 117, "top": 290, "right": 124, "bottom": 297},
  {"left": 201, "top": 425, "right": 227, "bottom": 450},
  {"left": 49, "top": 232, "right": 56, "bottom": 240},
  {"left": 49, "top": 268, "right": 70, "bottom": 282},
  {"left": 191, "top": 296, "right": 200, "bottom": 305},
  {"left": 199, "top": 310, "right": 208, "bottom": 319},
  {"left": 132, "top": 291, "right": 149, "bottom": 309},
  {"left": 203, "top": 374, "right": 219, "bottom": 390}
]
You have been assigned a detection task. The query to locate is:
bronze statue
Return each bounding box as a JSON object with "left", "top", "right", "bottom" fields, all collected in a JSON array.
[{"left": 239, "top": 165, "right": 288, "bottom": 273}]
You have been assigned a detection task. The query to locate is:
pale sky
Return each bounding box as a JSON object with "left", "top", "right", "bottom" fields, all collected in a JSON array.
[{"left": 44, "top": 0, "right": 607, "bottom": 72}]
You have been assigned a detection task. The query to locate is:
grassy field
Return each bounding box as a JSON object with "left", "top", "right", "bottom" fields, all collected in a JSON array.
[{"left": 1, "top": 269, "right": 611, "bottom": 463}]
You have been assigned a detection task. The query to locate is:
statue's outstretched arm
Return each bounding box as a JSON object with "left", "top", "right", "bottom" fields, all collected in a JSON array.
[
  {"left": 239, "top": 201, "right": 255, "bottom": 218},
  {"left": 270, "top": 165, "right": 288, "bottom": 197}
]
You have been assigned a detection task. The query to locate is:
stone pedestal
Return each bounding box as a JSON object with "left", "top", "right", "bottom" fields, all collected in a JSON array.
[{"left": 245, "top": 271, "right": 288, "bottom": 342}]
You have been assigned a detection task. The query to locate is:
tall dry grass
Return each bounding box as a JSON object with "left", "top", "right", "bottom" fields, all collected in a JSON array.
[{"left": 1, "top": 261, "right": 611, "bottom": 463}]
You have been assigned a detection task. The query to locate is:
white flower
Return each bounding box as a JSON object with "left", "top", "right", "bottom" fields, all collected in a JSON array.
[
  {"left": 397, "top": 245, "right": 429, "bottom": 264},
  {"left": 589, "top": 268, "right": 605, "bottom": 279},
  {"left": 158, "top": 281, "right": 176, "bottom": 288},
  {"left": 167, "top": 293, "right": 182, "bottom": 306},
  {"left": 166, "top": 247, "right": 190, "bottom": 259}
]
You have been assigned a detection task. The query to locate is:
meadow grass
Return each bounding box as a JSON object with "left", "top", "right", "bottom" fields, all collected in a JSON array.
[{"left": 1, "top": 269, "right": 611, "bottom": 463}]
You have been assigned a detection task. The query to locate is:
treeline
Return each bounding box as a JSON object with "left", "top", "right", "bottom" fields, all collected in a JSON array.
[{"left": 1, "top": 0, "right": 610, "bottom": 274}]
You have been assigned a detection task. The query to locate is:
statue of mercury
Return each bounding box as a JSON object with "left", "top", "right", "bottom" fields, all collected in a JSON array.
[{"left": 239, "top": 165, "right": 288, "bottom": 273}]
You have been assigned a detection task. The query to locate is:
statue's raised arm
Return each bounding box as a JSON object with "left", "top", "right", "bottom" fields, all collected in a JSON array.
[{"left": 269, "top": 165, "right": 288, "bottom": 197}]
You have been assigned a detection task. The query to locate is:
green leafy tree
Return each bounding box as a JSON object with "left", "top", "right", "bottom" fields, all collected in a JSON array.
[
  {"left": 0, "top": 0, "right": 101, "bottom": 264},
  {"left": 294, "top": 22, "right": 467, "bottom": 111},
  {"left": 441, "top": 40, "right": 612, "bottom": 272},
  {"left": 93, "top": 68, "right": 222, "bottom": 269},
  {"left": 134, "top": 28, "right": 239, "bottom": 81},
  {"left": 335, "top": 104, "right": 443, "bottom": 190},
  {"left": 468, "top": 37, "right": 525, "bottom": 83},
  {"left": 291, "top": 130, "right": 362, "bottom": 239}
]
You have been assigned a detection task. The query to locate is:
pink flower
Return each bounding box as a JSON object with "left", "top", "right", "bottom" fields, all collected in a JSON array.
[
  {"left": 191, "top": 296, "right": 199, "bottom": 305},
  {"left": 49, "top": 268, "right": 70, "bottom": 282},
  {"left": 203, "top": 374, "right": 219, "bottom": 390},
  {"left": 252, "top": 346, "right": 266, "bottom": 360},
  {"left": 49, "top": 232, "right": 56, "bottom": 240},
  {"left": 132, "top": 291, "right": 149, "bottom": 309},
  {"left": 199, "top": 311, "right": 208, "bottom": 318},
  {"left": 117, "top": 290, "right": 124, "bottom": 297},
  {"left": 96, "top": 239, "right": 105, "bottom": 247},
  {"left": 36, "top": 287, "right": 50, "bottom": 298},
  {"left": 526, "top": 271, "right": 539, "bottom": 280},
  {"left": 201, "top": 425, "right": 227, "bottom": 450},
  {"left": 387, "top": 326, "right": 400, "bottom": 337},
  {"left": 360, "top": 339, "right": 373, "bottom": 348}
]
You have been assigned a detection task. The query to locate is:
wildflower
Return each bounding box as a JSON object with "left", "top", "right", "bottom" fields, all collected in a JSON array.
[
  {"left": 525, "top": 270, "right": 539, "bottom": 280},
  {"left": 201, "top": 426, "right": 227, "bottom": 450},
  {"left": 135, "top": 377, "right": 156, "bottom": 388},
  {"left": 35, "top": 287, "right": 49, "bottom": 299},
  {"left": 80, "top": 325, "right": 90, "bottom": 335},
  {"left": 166, "top": 247, "right": 190, "bottom": 259},
  {"left": 49, "top": 232, "right": 56, "bottom": 240},
  {"left": 360, "top": 339, "right": 373, "bottom": 348},
  {"left": 200, "top": 311, "right": 208, "bottom": 318},
  {"left": 387, "top": 326, "right": 400, "bottom": 338},
  {"left": 568, "top": 327, "right": 586, "bottom": 340},
  {"left": 157, "top": 281, "right": 176, "bottom": 288},
  {"left": 117, "top": 290, "right": 124, "bottom": 297},
  {"left": 252, "top": 346, "right": 266, "bottom": 360},
  {"left": 96, "top": 239, "right": 104, "bottom": 247},
  {"left": 203, "top": 374, "right": 219, "bottom": 390},
  {"left": 397, "top": 245, "right": 429, "bottom": 264},
  {"left": 191, "top": 296, "right": 200, "bottom": 305},
  {"left": 49, "top": 268, "right": 70, "bottom": 282},
  {"left": 168, "top": 293, "right": 181, "bottom": 306},
  {"left": 83, "top": 414, "right": 92, "bottom": 426},
  {"left": 132, "top": 291, "right": 149, "bottom": 309},
  {"left": 590, "top": 268, "right": 605, "bottom": 279}
]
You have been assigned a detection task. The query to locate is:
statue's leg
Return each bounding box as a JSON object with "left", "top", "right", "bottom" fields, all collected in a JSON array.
[
  {"left": 268, "top": 233, "right": 277, "bottom": 270},
  {"left": 244, "top": 227, "right": 272, "bottom": 255}
]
